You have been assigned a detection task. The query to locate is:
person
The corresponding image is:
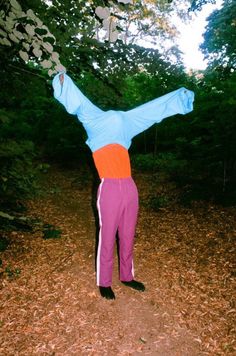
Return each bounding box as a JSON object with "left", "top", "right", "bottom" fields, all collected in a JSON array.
[{"left": 52, "top": 72, "right": 194, "bottom": 300}]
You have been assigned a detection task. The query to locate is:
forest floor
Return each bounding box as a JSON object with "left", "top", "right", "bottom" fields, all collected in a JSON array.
[{"left": 0, "top": 166, "right": 235, "bottom": 356}]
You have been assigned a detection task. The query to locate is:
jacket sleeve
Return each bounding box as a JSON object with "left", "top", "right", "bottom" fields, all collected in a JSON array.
[
  {"left": 124, "top": 87, "right": 194, "bottom": 139},
  {"left": 52, "top": 73, "right": 104, "bottom": 123}
]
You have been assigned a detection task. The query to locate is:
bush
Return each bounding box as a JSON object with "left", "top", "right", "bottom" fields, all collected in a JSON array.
[
  {"left": 131, "top": 152, "right": 188, "bottom": 177},
  {"left": 0, "top": 139, "right": 38, "bottom": 208},
  {"left": 146, "top": 195, "right": 170, "bottom": 211},
  {"left": 0, "top": 236, "right": 9, "bottom": 252},
  {"left": 131, "top": 154, "right": 158, "bottom": 172}
]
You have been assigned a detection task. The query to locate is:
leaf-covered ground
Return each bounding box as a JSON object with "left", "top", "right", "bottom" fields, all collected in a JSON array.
[{"left": 0, "top": 167, "right": 235, "bottom": 355}]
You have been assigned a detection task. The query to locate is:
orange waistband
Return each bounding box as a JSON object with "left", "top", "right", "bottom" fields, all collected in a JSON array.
[{"left": 92, "top": 144, "right": 131, "bottom": 179}]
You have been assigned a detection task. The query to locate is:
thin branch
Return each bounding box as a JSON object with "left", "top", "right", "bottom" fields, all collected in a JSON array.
[{"left": 8, "top": 63, "right": 47, "bottom": 80}]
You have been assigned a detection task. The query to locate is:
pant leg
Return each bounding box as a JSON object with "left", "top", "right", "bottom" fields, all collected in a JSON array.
[
  {"left": 118, "top": 178, "right": 139, "bottom": 282},
  {"left": 96, "top": 179, "right": 122, "bottom": 287}
]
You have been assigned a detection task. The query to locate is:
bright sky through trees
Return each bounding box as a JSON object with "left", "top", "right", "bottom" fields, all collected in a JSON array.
[{"left": 176, "top": 0, "right": 223, "bottom": 70}]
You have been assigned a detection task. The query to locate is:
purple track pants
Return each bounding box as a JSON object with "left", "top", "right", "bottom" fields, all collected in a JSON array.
[{"left": 96, "top": 177, "right": 139, "bottom": 287}]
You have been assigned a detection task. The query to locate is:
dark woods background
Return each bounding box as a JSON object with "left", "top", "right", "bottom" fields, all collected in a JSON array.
[{"left": 1, "top": 0, "right": 236, "bottom": 221}]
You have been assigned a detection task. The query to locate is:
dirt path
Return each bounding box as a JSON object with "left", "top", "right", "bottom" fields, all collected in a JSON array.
[{"left": 0, "top": 167, "right": 235, "bottom": 355}]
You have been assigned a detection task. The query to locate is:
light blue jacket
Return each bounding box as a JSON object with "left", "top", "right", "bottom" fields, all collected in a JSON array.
[{"left": 52, "top": 73, "right": 194, "bottom": 152}]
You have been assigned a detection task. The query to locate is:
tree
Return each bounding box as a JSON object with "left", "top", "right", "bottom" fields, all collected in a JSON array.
[
  {"left": 1, "top": 0, "right": 215, "bottom": 79},
  {"left": 0, "top": 0, "right": 66, "bottom": 76},
  {"left": 201, "top": 0, "right": 236, "bottom": 70},
  {"left": 190, "top": 0, "right": 218, "bottom": 11}
]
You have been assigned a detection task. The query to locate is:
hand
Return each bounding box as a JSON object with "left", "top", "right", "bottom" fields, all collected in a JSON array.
[{"left": 59, "top": 73, "right": 64, "bottom": 85}]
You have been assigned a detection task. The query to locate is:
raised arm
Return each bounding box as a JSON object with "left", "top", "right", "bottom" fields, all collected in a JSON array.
[
  {"left": 52, "top": 72, "right": 104, "bottom": 124},
  {"left": 123, "top": 87, "right": 194, "bottom": 139}
]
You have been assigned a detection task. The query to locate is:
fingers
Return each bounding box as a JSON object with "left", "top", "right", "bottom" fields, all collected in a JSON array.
[{"left": 59, "top": 73, "right": 64, "bottom": 85}]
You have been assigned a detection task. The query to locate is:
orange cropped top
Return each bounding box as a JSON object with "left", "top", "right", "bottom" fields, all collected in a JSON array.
[{"left": 92, "top": 144, "right": 131, "bottom": 179}]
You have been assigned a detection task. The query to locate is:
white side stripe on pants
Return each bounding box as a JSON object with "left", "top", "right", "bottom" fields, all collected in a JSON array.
[{"left": 96, "top": 178, "right": 104, "bottom": 286}]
